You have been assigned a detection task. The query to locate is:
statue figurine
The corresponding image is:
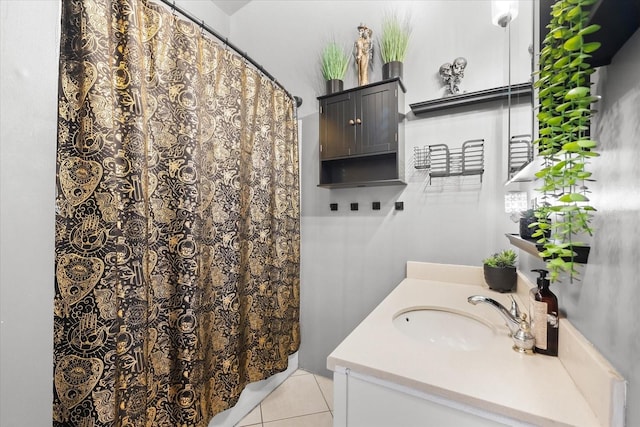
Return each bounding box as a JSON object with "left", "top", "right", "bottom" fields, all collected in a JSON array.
[{"left": 354, "top": 24, "right": 373, "bottom": 86}]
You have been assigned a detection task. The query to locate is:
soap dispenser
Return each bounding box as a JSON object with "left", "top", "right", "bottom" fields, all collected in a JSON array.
[{"left": 529, "top": 269, "right": 559, "bottom": 356}]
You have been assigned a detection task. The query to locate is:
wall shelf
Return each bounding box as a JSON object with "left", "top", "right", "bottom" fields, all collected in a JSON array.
[
  {"left": 505, "top": 156, "right": 544, "bottom": 185},
  {"left": 409, "top": 83, "right": 532, "bottom": 116},
  {"left": 506, "top": 233, "right": 590, "bottom": 264},
  {"left": 539, "top": 0, "right": 639, "bottom": 68},
  {"left": 506, "top": 233, "right": 542, "bottom": 258}
]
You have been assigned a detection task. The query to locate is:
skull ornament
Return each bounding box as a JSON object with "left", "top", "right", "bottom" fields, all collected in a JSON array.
[
  {"left": 439, "top": 57, "right": 468, "bottom": 95},
  {"left": 439, "top": 62, "right": 452, "bottom": 80},
  {"left": 452, "top": 57, "right": 467, "bottom": 77}
]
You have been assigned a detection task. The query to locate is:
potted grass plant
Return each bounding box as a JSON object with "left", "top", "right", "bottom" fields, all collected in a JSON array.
[
  {"left": 379, "top": 12, "right": 411, "bottom": 80},
  {"left": 321, "top": 41, "right": 351, "bottom": 94},
  {"left": 482, "top": 249, "right": 517, "bottom": 293}
]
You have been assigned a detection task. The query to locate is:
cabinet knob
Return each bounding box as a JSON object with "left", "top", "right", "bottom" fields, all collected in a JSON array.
[
  {"left": 356, "top": 118, "right": 362, "bottom": 125},
  {"left": 349, "top": 119, "right": 355, "bottom": 125}
]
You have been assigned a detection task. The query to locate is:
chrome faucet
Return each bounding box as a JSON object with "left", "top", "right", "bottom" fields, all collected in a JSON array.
[{"left": 467, "top": 295, "right": 521, "bottom": 335}]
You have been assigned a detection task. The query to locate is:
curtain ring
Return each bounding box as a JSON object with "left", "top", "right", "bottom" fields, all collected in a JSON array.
[
  {"left": 200, "top": 19, "right": 205, "bottom": 35},
  {"left": 224, "top": 38, "right": 229, "bottom": 51},
  {"left": 171, "top": 0, "right": 176, "bottom": 16}
]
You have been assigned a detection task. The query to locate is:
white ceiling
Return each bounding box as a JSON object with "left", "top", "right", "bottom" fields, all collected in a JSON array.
[{"left": 211, "top": 0, "right": 251, "bottom": 15}]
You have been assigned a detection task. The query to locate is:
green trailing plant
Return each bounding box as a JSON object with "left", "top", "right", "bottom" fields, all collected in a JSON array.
[
  {"left": 321, "top": 42, "right": 351, "bottom": 81},
  {"left": 379, "top": 12, "right": 411, "bottom": 63},
  {"left": 483, "top": 249, "right": 517, "bottom": 268},
  {"left": 533, "top": 0, "right": 601, "bottom": 282}
]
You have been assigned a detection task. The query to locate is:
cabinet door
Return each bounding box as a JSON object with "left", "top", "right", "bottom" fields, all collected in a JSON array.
[
  {"left": 356, "top": 82, "right": 398, "bottom": 155},
  {"left": 336, "top": 373, "right": 509, "bottom": 427},
  {"left": 319, "top": 92, "right": 355, "bottom": 159}
]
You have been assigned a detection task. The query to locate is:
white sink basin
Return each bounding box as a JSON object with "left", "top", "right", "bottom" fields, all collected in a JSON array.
[{"left": 392, "top": 308, "right": 496, "bottom": 351}]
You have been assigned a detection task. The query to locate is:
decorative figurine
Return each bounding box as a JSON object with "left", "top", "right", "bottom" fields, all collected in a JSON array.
[
  {"left": 452, "top": 56, "right": 467, "bottom": 84},
  {"left": 439, "top": 56, "right": 467, "bottom": 95},
  {"left": 354, "top": 23, "right": 373, "bottom": 86},
  {"left": 439, "top": 62, "right": 453, "bottom": 93}
]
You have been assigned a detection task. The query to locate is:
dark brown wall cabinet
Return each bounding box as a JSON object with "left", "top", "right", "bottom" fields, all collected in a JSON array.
[{"left": 318, "top": 78, "right": 406, "bottom": 188}]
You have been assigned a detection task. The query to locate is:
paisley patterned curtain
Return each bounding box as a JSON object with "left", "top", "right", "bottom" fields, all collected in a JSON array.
[{"left": 53, "top": 0, "right": 300, "bottom": 425}]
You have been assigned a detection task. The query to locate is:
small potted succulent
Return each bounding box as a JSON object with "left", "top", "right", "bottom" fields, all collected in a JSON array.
[
  {"left": 482, "top": 249, "right": 517, "bottom": 293},
  {"left": 321, "top": 41, "right": 351, "bottom": 94}
]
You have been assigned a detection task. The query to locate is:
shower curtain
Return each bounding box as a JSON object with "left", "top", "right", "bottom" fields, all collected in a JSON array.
[{"left": 53, "top": 0, "right": 300, "bottom": 425}]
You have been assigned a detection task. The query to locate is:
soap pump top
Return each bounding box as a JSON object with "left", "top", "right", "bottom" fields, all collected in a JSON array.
[{"left": 532, "top": 269, "right": 550, "bottom": 289}]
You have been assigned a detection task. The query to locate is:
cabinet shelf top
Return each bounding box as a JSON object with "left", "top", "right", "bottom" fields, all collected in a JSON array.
[{"left": 317, "top": 77, "right": 406, "bottom": 100}]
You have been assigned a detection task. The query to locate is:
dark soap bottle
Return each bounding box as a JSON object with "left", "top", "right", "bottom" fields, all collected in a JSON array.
[{"left": 529, "top": 269, "right": 559, "bottom": 356}]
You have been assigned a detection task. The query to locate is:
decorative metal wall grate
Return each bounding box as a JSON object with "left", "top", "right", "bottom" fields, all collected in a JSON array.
[
  {"left": 508, "top": 134, "right": 533, "bottom": 178},
  {"left": 413, "top": 146, "right": 430, "bottom": 170},
  {"left": 413, "top": 139, "right": 485, "bottom": 184}
]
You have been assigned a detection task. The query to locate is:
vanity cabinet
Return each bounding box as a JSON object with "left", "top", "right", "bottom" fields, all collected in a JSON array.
[
  {"left": 318, "top": 78, "right": 406, "bottom": 188},
  {"left": 332, "top": 368, "right": 509, "bottom": 427}
]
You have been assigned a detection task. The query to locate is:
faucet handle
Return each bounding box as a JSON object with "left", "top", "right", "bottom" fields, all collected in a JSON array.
[
  {"left": 509, "top": 295, "right": 520, "bottom": 319},
  {"left": 512, "top": 313, "right": 535, "bottom": 354}
]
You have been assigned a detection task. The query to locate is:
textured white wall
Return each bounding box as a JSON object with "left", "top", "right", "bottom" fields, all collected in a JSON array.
[
  {"left": 230, "top": 0, "right": 534, "bottom": 118},
  {"left": 519, "top": 29, "right": 640, "bottom": 425},
  {"left": 0, "top": 2, "right": 59, "bottom": 426},
  {"left": 230, "top": 0, "right": 535, "bottom": 378}
]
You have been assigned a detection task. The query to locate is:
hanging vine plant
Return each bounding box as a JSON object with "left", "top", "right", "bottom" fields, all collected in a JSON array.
[{"left": 533, "top": 0, "right": 601, "bottom": 282}]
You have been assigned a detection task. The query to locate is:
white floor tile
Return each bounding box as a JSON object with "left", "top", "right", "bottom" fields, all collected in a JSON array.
[
  {"left": 260, "top": 373, "right": 329, "bottom": 422},
  {"left": 236, "top": 404, "right": 262, "bottom": 426},
  {"left": 314, "top": 374, "right": 334, "bottom": 412},
  {"left": 290, "top": 368, "right": 309, "bottom": 377},
  {"left": 263, "top": 411, "right": 333, "bottom": 427}
]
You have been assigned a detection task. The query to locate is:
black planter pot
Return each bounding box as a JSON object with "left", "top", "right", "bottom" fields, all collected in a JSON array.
[
  {"left": 382, "top": 61, "right": 403, "bottom": 80},
  {"left": 326, "top": 79, "right": 344, "bottom": 95},
  {"left": 519, "top": 217, "right": 536, "bottom": 240},
  {"left": 483, "top": 265, "right": 516, "bottom": 293},
  {"left": 542, "top": 244, "right": 591, "bottom": 264},
  {"left": 519, "top": 217, "right": 551, "bottom": 241}
]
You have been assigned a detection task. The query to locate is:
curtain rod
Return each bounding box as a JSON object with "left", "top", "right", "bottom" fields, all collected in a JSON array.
[{"left": 156, "top": 0, "right": 302, "bottom": 108}]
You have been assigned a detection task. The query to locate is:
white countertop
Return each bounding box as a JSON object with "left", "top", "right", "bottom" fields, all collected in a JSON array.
[{"left": 327, "top": 262, "right": 617, "bottom": 427}]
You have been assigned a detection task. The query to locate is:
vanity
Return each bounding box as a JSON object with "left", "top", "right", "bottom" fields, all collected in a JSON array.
[{"left": 327, "top": 262, "right": 626, "bottom": 427}]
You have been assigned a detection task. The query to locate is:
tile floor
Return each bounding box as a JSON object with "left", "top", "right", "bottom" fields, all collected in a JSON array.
[{"left": 236, "top": 369, "right": 334, "bottom": 427}]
